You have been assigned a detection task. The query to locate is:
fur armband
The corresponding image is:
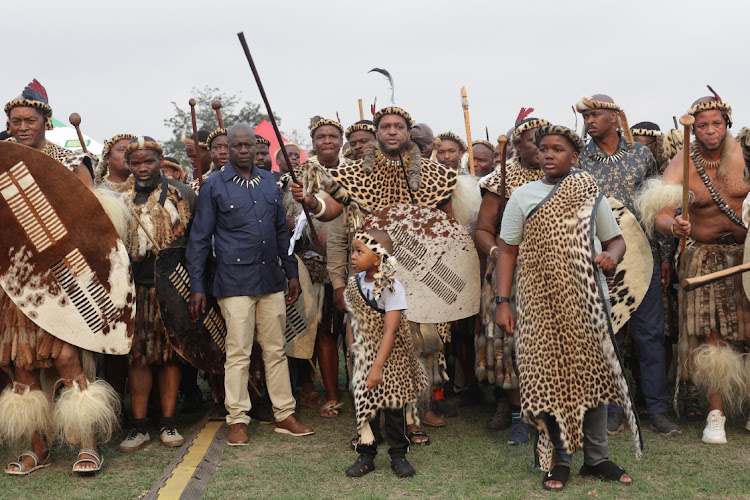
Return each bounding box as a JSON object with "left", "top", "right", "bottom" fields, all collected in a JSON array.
[{"left": 635, "top": 178, "right": 685, "bottom": 235}]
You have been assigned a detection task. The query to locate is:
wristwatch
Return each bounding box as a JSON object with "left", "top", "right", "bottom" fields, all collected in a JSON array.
[{"left": 494, "top": 296, "right": 510, "bottom": 304}]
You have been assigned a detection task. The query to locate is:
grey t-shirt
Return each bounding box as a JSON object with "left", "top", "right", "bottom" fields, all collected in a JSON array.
[{"left": 499, "top": 179, "right": 622, "bottom": 298}]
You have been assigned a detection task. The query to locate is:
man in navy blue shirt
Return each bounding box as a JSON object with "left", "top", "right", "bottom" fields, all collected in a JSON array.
[{"left": 186, "top": 123, "right": 312, "bottom": 446}]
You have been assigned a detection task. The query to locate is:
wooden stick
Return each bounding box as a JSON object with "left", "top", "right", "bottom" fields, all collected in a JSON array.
[
  {"left": 211, "top": 100, "right": 224, "bottom": 129},
  {"left": 358, "top": 99, "right": 364, "bottom": 120},
  {"left": 461, "top": 87, "right": 475, "bottom": 176},
  {"left": 678, "top": 114, "right": 695, "bottom": 254},
  {"left": 127, "top": 206, "right": 161, "bottom": 252},
  {"left": 682, "top": 261, "right": 750, "bottom": 290},
  {"left": 308, "top": 359, "right": 325, "bottom": 389},
  {"left": 236, "top": 32, "right": 319, "bottom": 246},
  {"left": 189, "top": 99, "right": 203, "bottom": 186},
  {"left": 497, "top": 136, "right": 509, "bottom": 229},
  {"left": 248, "top": 378, "right": 262, "bottom": 399},
  {"left": 68, "top": 113, "right": 88, "bottom": 154}
]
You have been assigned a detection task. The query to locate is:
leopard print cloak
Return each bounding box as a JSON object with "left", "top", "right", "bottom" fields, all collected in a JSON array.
[
  {"left": 479, "top": 156, "right": 544, "bottom": 199},
  {"left": 346, "top": 276, "right": 428, "bottom": 445},
  {"left": 515, "top": 171, "right": 642, "bottom": 470}
]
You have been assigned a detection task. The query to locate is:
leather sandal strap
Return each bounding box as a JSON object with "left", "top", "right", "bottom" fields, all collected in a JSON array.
[{"left": 18, "top": 451, "right": 40, "bottom": 467}]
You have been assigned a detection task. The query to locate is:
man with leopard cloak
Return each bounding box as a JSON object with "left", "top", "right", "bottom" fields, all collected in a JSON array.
[{"left": 291, "top": 106, "right": 466, "bottom": 444}]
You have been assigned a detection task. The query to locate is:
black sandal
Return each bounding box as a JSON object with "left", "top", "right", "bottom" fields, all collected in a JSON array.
[
  {"left": 345, "top": 454, "right": 375, "bottom": 477},
  {"left": 542, "top": 465, "right": 570, "bottom": 491},
  {"left": 407, "top": 430, "right": 431, "bottom": 446},
  {"left": 579, "top": 460, "right": 632, "bottom": 485}
]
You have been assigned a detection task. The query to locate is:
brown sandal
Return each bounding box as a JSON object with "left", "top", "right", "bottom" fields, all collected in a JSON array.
[{"left": 320, "top": 400, "right": 344, "bottom": 417}]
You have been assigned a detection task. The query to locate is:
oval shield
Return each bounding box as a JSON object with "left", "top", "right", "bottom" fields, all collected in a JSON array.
[
  {"left": 366, "top": 203, "right": 480, "bottom": 323},
  {"left": 608, "top": 197, "right": 654, "bottom": 333},
  {"left": 155, "top": 247, "right": 226, "bottom": 374},
  {"left": 0, "top": 141, "right": 134, "bottom": 354}
]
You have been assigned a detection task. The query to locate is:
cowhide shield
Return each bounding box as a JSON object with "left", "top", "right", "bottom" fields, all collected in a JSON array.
[
  {"left": 366, "top": 203, "right": 480, "bottom": 323},
  {"left": 608, "top": 197, "right": 653, "bottom": 333},
  {"left": 0, "top": 141, "right": 134, "bottom": 354},
  {"left": 155, "top": 247, "right": 225, "bottom": 374},
  {"left": 284, "top": 254, "right": 319, "bottom": 359}
]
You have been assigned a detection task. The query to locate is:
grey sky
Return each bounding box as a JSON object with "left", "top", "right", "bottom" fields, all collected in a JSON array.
[{"left": 3, "top": 0, "right": 747, "bottom": 154}]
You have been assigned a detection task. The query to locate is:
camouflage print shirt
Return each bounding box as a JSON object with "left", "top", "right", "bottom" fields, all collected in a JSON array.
[{"left": 579, "top": 133, "right": 670, "bottom": 262}]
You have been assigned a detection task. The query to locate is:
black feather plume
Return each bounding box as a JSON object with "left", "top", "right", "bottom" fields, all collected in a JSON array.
[{"left": 368, "top": 68, "right": 395, "bottom": 105}]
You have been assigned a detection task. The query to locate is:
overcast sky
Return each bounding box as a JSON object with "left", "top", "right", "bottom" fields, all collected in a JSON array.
[{"left": 3, "top": 0, "right": 747, "bottom": 155}]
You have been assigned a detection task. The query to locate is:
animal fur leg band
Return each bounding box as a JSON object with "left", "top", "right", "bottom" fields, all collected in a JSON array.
[
  {"left": 635, "top": 178, "right": 685, "bottom": 235},
  {"left": 692, "top": 343, "right": 747, "bottom": 414},
  {"left": 0, "top": 382, "right": 54, "bottom": 445},
  {"left": 54, "top": 375, "right": 120, "bottom": 447}
]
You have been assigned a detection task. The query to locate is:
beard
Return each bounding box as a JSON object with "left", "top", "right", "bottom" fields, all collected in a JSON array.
[
  {"left": 379, "top": 140, "right": 407, "bottom": 157},
  {"left": 135, "top": 173, "right": 161, "bottom": 190},
  {"left": 696, "top": 134, "right": 725, "bottom": 152}
]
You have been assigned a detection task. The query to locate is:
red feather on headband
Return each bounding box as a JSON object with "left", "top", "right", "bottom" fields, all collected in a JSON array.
[
  {"left": 28, "top": 79, "right": 48, "bottom": 100},
  {"left": 516, "top": 107, "right": 534, "bottom": 123}
]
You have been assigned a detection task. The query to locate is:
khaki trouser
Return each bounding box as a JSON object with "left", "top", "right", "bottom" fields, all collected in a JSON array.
[{"left": 218, "top": 293, "right": 296, "bottom": 425}]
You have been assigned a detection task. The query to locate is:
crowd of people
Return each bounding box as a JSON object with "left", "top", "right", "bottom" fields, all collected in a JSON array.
[{"left": 2, "top": 78, "right": 750, "bottom": 492}]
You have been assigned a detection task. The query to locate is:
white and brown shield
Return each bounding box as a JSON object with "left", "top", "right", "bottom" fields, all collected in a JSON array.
[
  {"left": 608, "top": 197, "right": 654, "bottom": 333},
  {"left": 0, "top": 141, "right": 134, "bottom": 354},
  {"left": 155, "top": 247, "right": 225, "bottom": 373},
  {"left": 366, "top": 203, "right": 480, "bottom": 323},
  {"left": 283, "top": 254, "right": 319, "bottom": 360}
]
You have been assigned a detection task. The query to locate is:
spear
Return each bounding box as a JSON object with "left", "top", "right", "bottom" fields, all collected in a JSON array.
[
  {"left": 68, "top": 113, "right": 88, "bottom": 154},
  {"left": 188, "top": 99, "right": 203, "bottom": 186},
  {"left": 237, "top": 32, "right": 318, "bottom": 245},
  {"left": 461, "top": 86, "right": 475, "bottom": 176}
]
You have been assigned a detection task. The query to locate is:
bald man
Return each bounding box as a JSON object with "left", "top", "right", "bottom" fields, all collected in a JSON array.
[
  {"left": 410, "top": 123, "right": 435, "bottom": 159},
  {"left": 187, "top": 123, "right": 312, "bottom": 445}
]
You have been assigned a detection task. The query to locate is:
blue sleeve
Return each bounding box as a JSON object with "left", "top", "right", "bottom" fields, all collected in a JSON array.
[
  {"left": 275, "top": 190, "right": 299, "bottom": 280},
  {"left": 186, "top": 181, "right": 217, "bottom": 294}
]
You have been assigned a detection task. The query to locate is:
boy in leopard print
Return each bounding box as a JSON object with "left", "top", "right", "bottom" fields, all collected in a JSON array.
[{"left": 344, "top": 228, "right": 427, "bottom": 478}]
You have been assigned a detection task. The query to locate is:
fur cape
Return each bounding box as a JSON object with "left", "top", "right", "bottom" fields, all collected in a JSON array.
[{"left": 513, "top": 171, "right": 642, "bottom": 470}]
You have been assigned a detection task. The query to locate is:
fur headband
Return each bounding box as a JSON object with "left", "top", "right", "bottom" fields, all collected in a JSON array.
[
  {"left": 207, "top": 128, "right": 227, "bottom": 148},
  {"left": 437, "top": 132, "right": 467, "bottom": 152},
  {"left": 309, "top": 118, "right": 344, "bottom": 138},
  {"left": 472, "top": 140, "right": 495, "bottom": 152},
  {"left": 575, "top": 96, "right": 621, "bottom": 113},
  {"left": 534, "top": 125, "right": 584, "bottom": 154},
  {"left": 256, "top": 135, "right": 271, "bottom": 146},
  {"left": 162, "top": 157, "right": 183, "bottom": 175},
  {"left": 124, "top": 136, "right": 163, "bottom": 161},
  {"left": 687, "top": 99, "right": 733, "bottom": 128},
  {"left": 631, "top": 128, "right": 662, "bottom": 138},
  {"left": 345, "top": 121, "right": 376, "bottom": 140},
  {"left": 102, "top": 133, "right": 137, "bottom": 158},
  {"left": 353, "top": 229, "right": 398, "bottom": 300},
  {"left": 512, "top": 118, "right": 550, "bottom": 145},
  {"left": 373, "top": 106, "right": 414, "bottom": 130}
]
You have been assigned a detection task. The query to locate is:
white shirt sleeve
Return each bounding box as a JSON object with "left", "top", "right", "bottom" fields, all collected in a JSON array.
[{"left": 499, "top": 191, "right": 525, "bottom": 246}]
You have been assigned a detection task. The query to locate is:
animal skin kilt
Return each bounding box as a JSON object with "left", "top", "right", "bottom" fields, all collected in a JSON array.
[
  {"left": 130, "top": 285, "right": 176, "bottom": 367},
  {"left": 513, "top": 171, "right": 642, "bottom": 471},
  {"left": 345, "top": 276, "right": 428, "bottom": 444},
  {"left": 676, "top": 238, "right": 750, "bottom": 382}
]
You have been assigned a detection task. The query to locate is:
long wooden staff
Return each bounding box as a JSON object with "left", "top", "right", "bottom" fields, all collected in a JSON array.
[
  {"left": 497, "top": 136, "right": 509, "bottom": 222},
  {"left": 358, "top": 99, "right": 364, "bottom": 120},
  {"left": 68, "top": 113, "right": 88, "bottom": 154},
  {"left": 211, "top": 100, "right": 224, "bottom": 128},
  {"left": 237, "top": 32, "right": 319, "bottom": 245},
  {"left": 679, "top": 114, "right": 695, "bottom": 254},
  {"left": 189, "top": 99, "right": 204, "bottom": 186},
  {"left": 461, "top": 86, "right": 475, "bottom": 176},
  {"left": 682, "top": 262, "right": 750, "bottom": 291}
]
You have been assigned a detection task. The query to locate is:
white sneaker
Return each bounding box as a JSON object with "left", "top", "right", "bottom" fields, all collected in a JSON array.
[
  {"left": 160, "top": 427, "right": 185, "bottom": 448},
  {"left": 119, "top": 429, "right": 151, "bottom": 453},
  {"left": 701, "top": 409, "right": 727, "bottom": 444}
]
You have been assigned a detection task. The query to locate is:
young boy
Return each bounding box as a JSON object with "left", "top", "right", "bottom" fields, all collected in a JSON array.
[
  {"left": 345, "top": 228, "right": 428, "bottom": 478},
  {"left": 494, "top": 125, "right": 643, "bottom": 491}
]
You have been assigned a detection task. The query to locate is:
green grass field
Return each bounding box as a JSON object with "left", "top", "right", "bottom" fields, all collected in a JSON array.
[{"left": 3, "top": 379, "right": 750, "bottom": 499}]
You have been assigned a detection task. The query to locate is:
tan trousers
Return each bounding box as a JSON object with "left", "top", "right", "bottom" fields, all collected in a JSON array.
[{"left": 219, "top": 293, "right": 296, "bottom": 425}]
